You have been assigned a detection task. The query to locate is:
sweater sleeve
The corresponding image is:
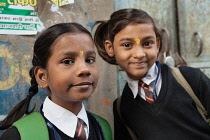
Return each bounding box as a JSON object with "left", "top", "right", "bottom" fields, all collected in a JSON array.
[
  {"left": 113, "top": 99, "right": 133, "bottom": 140},
  {"left": 179, "top": 66, "right": 210, "bottom": 119},
  {"left": 0, "top": 127, "right": 20, "bottom": 140}
]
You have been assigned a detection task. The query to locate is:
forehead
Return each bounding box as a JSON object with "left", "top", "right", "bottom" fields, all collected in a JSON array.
[
  {"left": 114, "top": 23, "right": 155, "bottom": 40},
  {"left": 52, "top": 33, "right": 94, "bottom": 53}
]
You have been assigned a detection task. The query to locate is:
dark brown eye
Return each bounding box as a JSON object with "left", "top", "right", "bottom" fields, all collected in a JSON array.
[
  {"left": 123, "top": 43, "right": 132, "bottom": 47},
  {"left": 86, "top": 57, "right": 95, "bottom": 64},
  {"left": 144, "top": 42, "right": 153, "bottom": 46},
  {"left": 62, "top": 59, "right": 74, "bottom": 64}
]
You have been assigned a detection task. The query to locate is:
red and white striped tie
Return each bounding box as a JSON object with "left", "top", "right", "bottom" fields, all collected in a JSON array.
[
  {"left": 74, "top": 118, "right": 87, "bottom": 140},
  {"left": 139, "top": 81, "right": 154, "bottom": 103}
]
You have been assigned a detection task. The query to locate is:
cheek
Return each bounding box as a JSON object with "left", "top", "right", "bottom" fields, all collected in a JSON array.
[
  {"left": 94, "top": 71, "right": 99, "bottom": 81},
  {"left": 91, "top": 66, "right": 99, "bottom": 80},
  {"left": 147, "top": 48, "right": 159, "bottom": 58},
  {"left": 92, "top": 71, "right": 99, "bottom": 90},
  {"left": 115, "top": 51, "right": 128, "bottom": 62}
]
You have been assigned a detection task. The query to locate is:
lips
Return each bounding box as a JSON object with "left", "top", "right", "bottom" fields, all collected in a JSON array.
[
  {"left": 129, "top": 61, "right": 146, "bottom": 64},
  {"left": 128, "top": 61, "right": 148, "bottom": 68},
  {"left": 72, "top": 82, "right": 93, "bottom": 87},
  {"left": 130, "top": 62, "right": 144, "bottom": 64}
]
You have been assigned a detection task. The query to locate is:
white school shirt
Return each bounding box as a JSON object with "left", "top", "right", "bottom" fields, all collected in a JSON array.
[
  {"left": 126, "top": 63, "right": 162, "bottom": 99},
  {"left": 42, "top": 97, "right": 89, "bottom": 138}
]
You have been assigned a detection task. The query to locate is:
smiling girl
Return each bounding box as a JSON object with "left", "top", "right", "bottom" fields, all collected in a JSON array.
[
  {"left": 0, "top": 23, "right": 112, "bottom": 140},
  {"left": 94, "top": 8, "right": 210, "bottom": 140}
]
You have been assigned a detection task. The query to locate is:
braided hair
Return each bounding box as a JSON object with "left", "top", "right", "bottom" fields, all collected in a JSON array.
[{"left": 0, "top": 23, "right": 92, "bottom": 129}]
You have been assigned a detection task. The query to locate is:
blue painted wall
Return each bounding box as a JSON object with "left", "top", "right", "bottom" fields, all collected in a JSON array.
[{"left": 0, "top": 41, "right": 48, "bottom": 134}]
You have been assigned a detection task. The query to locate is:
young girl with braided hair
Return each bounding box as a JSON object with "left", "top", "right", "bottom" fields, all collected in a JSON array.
[
  {"left": 94, "top": 8, "right": 210, "bottom": 140},
  {"left": 0, "top": 23, "right": 112, "bottom": 140}
]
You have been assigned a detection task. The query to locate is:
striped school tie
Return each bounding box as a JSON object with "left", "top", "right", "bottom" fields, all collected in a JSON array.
[
  {"left": 139, "top": 80, "right": 154, "bottom": 103},
  {"left": 74, "top": 118, "right": 87, "bottom": 140}
]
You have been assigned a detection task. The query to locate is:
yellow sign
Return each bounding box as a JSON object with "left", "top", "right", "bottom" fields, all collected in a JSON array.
[{"left": 7, "top": 0, "right": 37, "bottom": 7}]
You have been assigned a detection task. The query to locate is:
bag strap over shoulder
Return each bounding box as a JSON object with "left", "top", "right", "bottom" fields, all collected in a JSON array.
[
  {"left": 116, "top": 96, "right": 138, "bottom": 140},
  {"left": 92, "top": 113, "right": 112, "bottom": 140},
  {"left": 12, "top": 111, "right": 49, "bottom": 140},
  {"left": 170, "top": 66, "right": 210, "bottom": 125},
  {"left": 116, "top": 66, "right": 210, "bottom": 140}
]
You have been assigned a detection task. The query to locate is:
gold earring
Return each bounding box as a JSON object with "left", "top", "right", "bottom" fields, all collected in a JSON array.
[{"left": 39, "top": 85, "right": 44, "bottom": 90}]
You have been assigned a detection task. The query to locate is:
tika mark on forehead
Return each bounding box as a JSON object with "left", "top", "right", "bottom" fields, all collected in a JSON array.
[
  {"left": 79, "top": 51, "right": 84, "bottom": 57},
  {"left": 134, "top": 37, "right": 140, "bottom": 44}
]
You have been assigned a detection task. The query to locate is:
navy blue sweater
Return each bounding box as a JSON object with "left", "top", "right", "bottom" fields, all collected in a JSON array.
[{"left": 114, "top": 64, "right": 210, "bottom": 140}]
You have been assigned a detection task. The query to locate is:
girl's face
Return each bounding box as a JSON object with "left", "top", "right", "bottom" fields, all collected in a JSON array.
[
  {"left": 105, "top": 23, "right": 160, "bottom": 80},
  {"left": 41, "top": 33, "right": 98, "bottom": 110}
]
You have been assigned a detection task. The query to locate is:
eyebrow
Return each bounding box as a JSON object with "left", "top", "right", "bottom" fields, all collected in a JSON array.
[
  {"left": 59, "top": 50, "right": 96, "bottom": 57},
  {"left": 86, "top": 50, "right": 96, "bottom": 55},
  {"left": 119, "top": 35, "right": 155, "bottom": 42},
  {"left": 143, "top": 35, "right": 155, "bottom": 40},
  {"left": 119, "top": 38, "right": 133, "bottom": 42}
]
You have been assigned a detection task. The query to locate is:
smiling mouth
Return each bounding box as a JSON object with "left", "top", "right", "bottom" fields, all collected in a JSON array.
[
  {"left": 72, "top": 82, "right": 93, "bottom": 87},
  {"left": 130, "top": 61, "right": 146, "bottom": 64}
]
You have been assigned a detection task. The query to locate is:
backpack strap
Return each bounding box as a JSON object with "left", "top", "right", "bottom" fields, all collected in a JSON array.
[
  {"left": 170, "top": 66, "right": 210, "bottom": 125},
  {"left": 12, "top": 111, "right": 49, "bottom": 140},
  {"left": 92, "top": 113, "right": 112, "bottom": 140},
  {"left": 116, "top": 96, "right": 138, "bottom": 140}
]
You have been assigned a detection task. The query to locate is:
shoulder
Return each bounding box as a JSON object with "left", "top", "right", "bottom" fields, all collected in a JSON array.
[
  {"left": 179, "top": 66, "right": 202, "bottom": 74},
  {"left": 87, "top": 112, "right": 112, "bottom": 140},
  {"left": 160, "top": 63, "right": 200, "bottom": 73},
  {"left": 12, "top": 112, "right": 49, "bottom": 140},
  {"left": 170, "top": 66, "right": 210, "bottom": 96},
  {"left": 161, "top": 64, "right": 203, "bottom": 79},
  {"left": 179, "top": 65, "right": 210, "bottom": 81},
  {"left": 0, "top": 112, "right": 45, "bottom": 140},
  {"left": 0, "top": 127, "right": 20, "bottom": 140},
  {"left": 87, "top": 111, "right": 110, "bottom": 128},
  {"left": 178, "top": 66, "right": 206, "bottom": 82}
]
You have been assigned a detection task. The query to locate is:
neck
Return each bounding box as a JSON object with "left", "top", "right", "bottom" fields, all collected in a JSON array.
[{"left": 50, "top": 97, "right": 83, "bottom": 115}]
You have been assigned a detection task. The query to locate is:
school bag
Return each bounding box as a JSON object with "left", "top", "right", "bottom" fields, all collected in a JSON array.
[
  {"left": 116, "top": 66, "right": 210, "bottom": 140},
  {"left": 12, "top": 111, "right": 112, "bottom": 140}
]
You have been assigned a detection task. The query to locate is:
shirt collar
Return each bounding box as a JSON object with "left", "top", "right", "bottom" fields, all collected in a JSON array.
[
  {"left": 42, "top": 97, "right": 89, "bottom": 138},
  {"left": 126, "top": 63, "right": 158, "bottom": 98},
  {"left": 142, "top": 63, "right": 158, "bottom": 85}
]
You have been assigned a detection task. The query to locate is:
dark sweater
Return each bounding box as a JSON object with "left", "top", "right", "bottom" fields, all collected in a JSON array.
[
  {"left": 114, "top": 64, "right": 210, "bottom": 140},
  {"left": 0, "top": 111, "right": 105, "bottom": 140}
]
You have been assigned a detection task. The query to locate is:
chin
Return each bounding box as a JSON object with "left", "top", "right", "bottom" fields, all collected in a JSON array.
[
  {"left": 81, "top": 93, "right": 92, "bottom": 100},
  {"left": 128, "top": 72, "right": 147, "bottom": 80}
]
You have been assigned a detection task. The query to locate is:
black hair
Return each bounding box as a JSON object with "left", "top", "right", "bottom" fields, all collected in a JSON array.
[
  {"left": 0, "top": 23, "right": 92, "bottom": 130},
  {"left": 93, "top": 8, "right": 162, "bottom": 65}
]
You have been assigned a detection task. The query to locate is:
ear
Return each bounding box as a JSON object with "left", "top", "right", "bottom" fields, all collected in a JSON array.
[
  {"left": 104, "top": 40, "right": 115, "bottom": 57},
  {"left": 34, "top": 67, "right": 48, "bottom": 89}
]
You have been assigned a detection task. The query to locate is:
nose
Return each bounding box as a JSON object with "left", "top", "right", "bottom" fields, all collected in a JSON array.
[
  {"left": 132, "top": 46, "right": 146, "bottom": 58},
  {"left": 77, "top": 61, "right": 91, "bottom": 77}
]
